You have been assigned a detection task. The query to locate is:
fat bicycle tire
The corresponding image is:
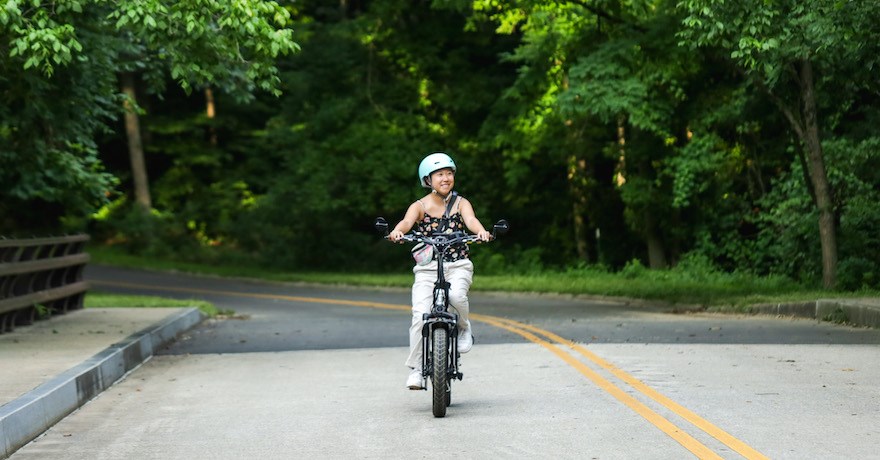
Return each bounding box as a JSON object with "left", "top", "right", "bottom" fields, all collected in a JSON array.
[{"left": 432, "top": 327, "right": 449, "bottom": 417}]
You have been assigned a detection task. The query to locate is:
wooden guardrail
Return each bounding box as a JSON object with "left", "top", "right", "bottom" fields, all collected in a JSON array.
[{"left": 0, "top": 235, "right": 90, "bottom": 333}]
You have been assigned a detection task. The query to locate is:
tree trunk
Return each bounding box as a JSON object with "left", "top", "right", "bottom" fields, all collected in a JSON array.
[
  {"left": 644, "top": 212, "right": 667, "bottom": 269},
  {"left": 568, "top": 155, "right": 589, "bottom": 263},
  {"left": 798, "top": 60, "right": 837, "bottom": 288},
  {"left": 757, "top": 59, "right": 838, "bottom": 288},
  {"left": 205, "top": 87, "right": 218, "bottom": 146},
  {"left": 121, "top": 73, "right": 151, "bottom": 212},
  {"left": 618, "top": 117, "right": 665, "bottom": 268},
  {"left": 614, "top": 115, "right": 626, "bottom": 186}
]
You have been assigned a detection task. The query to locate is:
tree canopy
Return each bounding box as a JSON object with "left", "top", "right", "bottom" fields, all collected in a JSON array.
[{"left": 0, "top": 0, "right": 297, "bottom": 230}]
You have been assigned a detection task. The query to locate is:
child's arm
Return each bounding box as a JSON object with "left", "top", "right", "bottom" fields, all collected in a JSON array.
[
  {"left": 459, "top": 198, "right": 491, "bottom": 241},
  {"left": 389, "top": 202, "right": 422, "bottom": 242}
]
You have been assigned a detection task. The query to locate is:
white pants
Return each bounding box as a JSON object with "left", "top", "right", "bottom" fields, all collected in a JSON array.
[{"left": 405, "top": 258, "right": 474, "bottom": 368}]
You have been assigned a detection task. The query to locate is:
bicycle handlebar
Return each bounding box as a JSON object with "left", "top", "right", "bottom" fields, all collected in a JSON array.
[
  {"left": 385, "top": 231, "right": 486, "bottom": 246},
  {"left": 373, "top": 217, "right": 509, "bottom": 244}
]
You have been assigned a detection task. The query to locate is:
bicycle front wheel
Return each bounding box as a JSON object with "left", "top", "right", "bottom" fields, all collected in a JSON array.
[{"left": 431, "top": 327, "right": 449, "bottom": 418}]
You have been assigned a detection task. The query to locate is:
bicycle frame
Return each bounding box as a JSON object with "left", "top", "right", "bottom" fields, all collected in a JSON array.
[{"left": 416, "top": 233, "right": 475, "bottom": 385}]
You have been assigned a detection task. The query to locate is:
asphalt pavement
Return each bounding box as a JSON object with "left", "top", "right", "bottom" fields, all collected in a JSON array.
[{"left": 2, "top": 270, "right": 880, "bottom": 459}]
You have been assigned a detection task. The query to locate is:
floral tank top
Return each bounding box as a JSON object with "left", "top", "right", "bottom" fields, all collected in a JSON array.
[{"left": 415, "top": 205, "right": 470, "bottom": 263}]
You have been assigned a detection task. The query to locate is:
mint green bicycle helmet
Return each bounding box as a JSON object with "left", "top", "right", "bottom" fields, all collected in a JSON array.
[{"left": 418, "top": 152, "right": 456, "bottom": 188}]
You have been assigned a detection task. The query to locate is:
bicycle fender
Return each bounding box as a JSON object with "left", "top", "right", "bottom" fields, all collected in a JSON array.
[{"left": 421, "top": 315, "right": 456, "bottom": 337}]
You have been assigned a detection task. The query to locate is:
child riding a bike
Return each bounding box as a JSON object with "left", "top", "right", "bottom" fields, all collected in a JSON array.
[{"left": 388, "top": 152, "right": 492, "bottom": 390}]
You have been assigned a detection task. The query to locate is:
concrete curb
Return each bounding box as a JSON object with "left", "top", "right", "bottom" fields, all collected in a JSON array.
[
  {"left": 0, "top": 307, "right": 203, "bottom": 459},
  {"left": 749, "top": 299, "right": 880, "bottom": 328}
]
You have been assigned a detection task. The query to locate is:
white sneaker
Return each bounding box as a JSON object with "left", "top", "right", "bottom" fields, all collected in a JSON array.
[
  {"left": 457, "top": 327, "right": 473, "bottom": 354},
  {"left": 406, "top": 368, "right": 424, "bottom": 390}
]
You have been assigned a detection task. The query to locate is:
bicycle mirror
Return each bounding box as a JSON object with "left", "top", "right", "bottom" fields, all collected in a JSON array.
[{"left": 374, "top": 217, "right": 389, "bottom": 235}]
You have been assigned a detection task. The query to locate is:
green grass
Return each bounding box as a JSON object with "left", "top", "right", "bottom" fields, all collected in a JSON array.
[
  {"left": 85, "top": 291, "right": 220, "bottom": 317},
  {"left": 87, "top": 244, "right": 879, "bottom": 310}
]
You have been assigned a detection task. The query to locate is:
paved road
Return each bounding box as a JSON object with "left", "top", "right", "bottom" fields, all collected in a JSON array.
[{"left": 11, "top": 265, "right": 880, "bottom": 459}]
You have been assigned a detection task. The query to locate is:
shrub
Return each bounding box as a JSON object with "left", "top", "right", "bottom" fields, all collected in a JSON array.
[
  {"left": 836, "top": 257, "right": 877, "bottom": 291},
  {"left": 621, "top": 258, "right": 647, "bottom": 279}
]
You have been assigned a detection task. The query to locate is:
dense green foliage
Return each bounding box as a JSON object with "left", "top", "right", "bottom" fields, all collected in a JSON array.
[
  {"left": 0, "top": 0, "right": 296, "bottom": 231},
  {"left": 4, "top": 1, "right": 879, "bottom": 291}
]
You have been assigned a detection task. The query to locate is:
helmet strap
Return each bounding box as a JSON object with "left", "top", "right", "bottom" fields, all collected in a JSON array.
[
  {"left": 427, "top": 177, "right": 449, "bottom": 201},
  {"left": 432, "top": 188, "right": 453, "bottom": 202}
]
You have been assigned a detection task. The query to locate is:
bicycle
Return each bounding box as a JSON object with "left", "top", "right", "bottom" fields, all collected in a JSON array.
[{"left": 374, "top": 217, "right": 508, "bottom": 417}]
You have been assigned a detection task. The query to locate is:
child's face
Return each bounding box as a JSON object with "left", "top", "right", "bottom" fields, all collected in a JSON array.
[{"left": 430, "top": 168, "right": 455, "bottom": 194}]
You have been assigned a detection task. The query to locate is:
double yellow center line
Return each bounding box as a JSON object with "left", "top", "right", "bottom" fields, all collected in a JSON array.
[
  {"left": 473, "top": 314, "right": 768, "bottom": 460},
  {"left": 93, "top": 280, "right": 768, "bottom": 459}
]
